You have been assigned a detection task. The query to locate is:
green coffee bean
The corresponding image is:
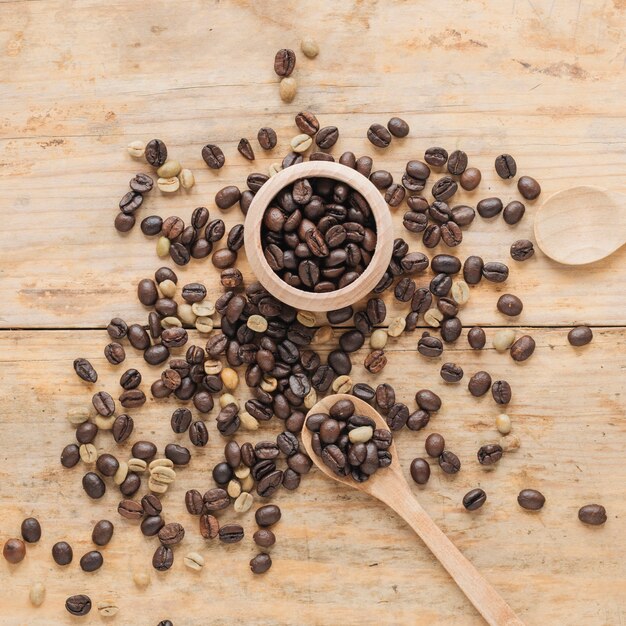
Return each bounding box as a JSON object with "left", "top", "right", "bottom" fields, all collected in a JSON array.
[
  {"left": 157, "top": 176, "right": 180, "bottom": 193},
  {"left": 234, "top": 492, "right": 254, "bottom": 513},
  {"left": 493, "top": 329, "right": 516, "bottom": 352},
  {"left": 179, "top": 168, "right": 195, "bottom": 189},
  {"left": 279, "top": 77, "right": 297, "bottom": 103},
  {"left": 496, "top": 413, "right": 512, "bottom": 434},
  {"left": 370, "top": 329, "right": 388, "bottom": 350},
  {"left": 348, "top": 426, "right": 373, "bottom": 443},
  {"left": 387, "top": 316, "right": 406, "bottom": 337},
  {"left": 296, "top": 311, "right": 316, "bottom": 327},
  {"left": 290, "top": 134, "right": 313, "bottom": 153},
  {"left": 156, "top": 159, "right": 181, "bottom": 178},
  {"left": 29, "top": 582, "right": 46, "bottom": 607},
  {"left": 158, "top": 279, "right": 177, "bottom": 298},
  {"left": 127, "top": 140, "right": 145, "bottom": 158},
  {"left": 247, "top": 314, "right": 268, "bottom": 333},
  {"left": 156, "top": 237, "right": 171, "bottom": 257},
  {"left": 184, "top": 552, "right": 204, "bottom": 571},
  {"left": 300, "top": 37, "right": 319, "bottom": 58}
]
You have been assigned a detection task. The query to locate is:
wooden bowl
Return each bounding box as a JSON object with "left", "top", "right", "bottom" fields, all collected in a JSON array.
[{"left": 243, "top": 161, "right": 394, "bottom": 312}]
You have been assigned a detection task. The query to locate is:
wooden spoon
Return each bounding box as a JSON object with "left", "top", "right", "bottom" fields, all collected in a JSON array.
[
  {"left": 302, "top": 394, "right": 525, "bottom": 626},
  {"left": 534, "top": 186, "right": 626, "bottom": 265}
]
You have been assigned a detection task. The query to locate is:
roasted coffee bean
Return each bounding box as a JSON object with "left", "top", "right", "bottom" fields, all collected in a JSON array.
[
  {"left": 463, "top": 488, "right": 487, "bottom": 511},
  {"left": 503, "top": 200, "right": 526, "bottom": 225},
  {"left": 385, "top": 183, "right": 405, "bottom": 207},
  {"left": 258, "top": 126, "right": 278, "bottom": 150},
  {"left": 141, "top": 515, "right": 165, "bottom": 537},
  {"left": 386, "top": 403, "right": 409, "bottom": 430},
  {"left": 250, "top": 553, "right": 272, "bottom": 574},
  {"left": 203, "top": 488, "right": 230, "bottom": 512},
  {"left": 316, "top": 126, "right": 339, "bottom": 149},
  {"left": 165, "top": 443, "right": 191, "bottom": 466},
  {"left": 120, "top": 368, "right": 141, "bottom": 390},
  {"left": 422, "top": 224, "right": 441, "bottom": 248},
  {"left": 144, "top": 345, "right": 170, "bottom": 366},
  {"left": 219, "top": 524, "right": 244, "bottom": 543},
  {"left": 114, "top": 212, "right": 135, "bottom": 231},
  {"left": 96, "top": 454, "right": 119, "bottom": 477},
  {"left": 415, "top": 389, "right": 441, "bottom": 412},
  {"left": 417, "top": 332, "right": 443, "bottom": 357},
  {"left": 477, "top": 444, "right": 503, "bottom": 465},
  {"left": 517, "top": 489, "right": 545, "bottom": 511},
  {"left": 202, "top": 144, "right": 225, "bottom": 169},
  {"left": 83, "top": 472, "right": 106, "bottom": 499},
  {"left": 440, "top": 221, "right": 462, "bottom": 246},
  {"left": 430, "top": 273, "right": 452, "bottom": 297},
  {"left": 66, "top": 594, "right": 92, "bottom": 616},
  {"left": 237, "top": 138, "right": 255, "bottom": 160},
  {"left": 477, "top": 197, "right": 503, "bottom": 218},
  {"left": 367, "top": 123, "right": 392, "bottom": 148},
  {"left": 578, "top": 504, "right": 607, "bottom": 525},
  {"left": 510, "top": 335, "right": 535, "bottom": 362},
  {"left": 468, "top": 327, "right": 486, "bottom": 349},
  {"left": 425, "top": 433, "right": 445, "bottom": 457},
  {"left": 410, "top": 458, "right": 430, "bottom": 484},
  {"left": 128, "top": 324, "right": 150, "bottom": 350},
  {"left": 568, "top": 326, "right": 593, "bottom": 346},
  {"left": 468, "top": 371, "right": 492, "bottom": 397},
  {"left": 370, "top": 170, "right": 393, "bottom": 189},
  {"left": 494, "top": 153, "right": 516, "bottom": 179},
  {"left": 447, "top": 150, "right": 468, "bottom": 175},
  {"left": 118, "top": 499, "right": 144, "bottom": 520},
  {"left": 424, "top": 147, "right": 448, "bottom": 167},
  {"left": 75, "top": 421, "right": 98, "bottom": 444},
  {"left": 61, "top": 444, "right": 80, "bottom": 468},
  {"left": 364, "top": 350, "right": 387, "bottom": 373},
  {"left": 80, "top": 550, "right": 103, "bottom": 572},
  {"left": 482, "top": 261, "right": 509, "bottom": 283},
  {"left": 339, "top": 330, "right": 365, "bottom": 353},
  {"left": 387, "top": 117, "right": 409, "bottom": 137},
  {"left": 158, "top": 522, "right": 185, "bottom": 546},
  {"left": 411, "top": 288, "right": 432, "bottom": 316},
  {"left": 463, "top": 255, "right": 484, "bottom": 284},
  {"left": 274, "top": 48, "right": 296, "bottom": 76},
  {"left": 295, "top": 110, "right": 319, "bottom": 135},
  {"left": 450, "top": 204, "right": 475, "bottom": 227},
  {"left": 459, "top": 167, "right": 481, "bottom": 191},
  {"left": 440, "top": 362, "right": 463, "bottom": 382},
  {"left": 107, "top": 318, "right": 128, "bottom": 342},
  {"left": 199, "top": 513, "right": 220, "bottom": 540},
  {"left": 92, "top": 391, "right": 115, "bottom": 417},
  {"left": 497, "top": 294, "right": 523, "bottom": 317},
  {"left": 141, "top": 494, "right": 162, "bottom": 517},
  {"left": 517, "top": 176, "right": 541, "bottom": 200},
  {"left": 255, "top": 504, "right": 281, "bottom": 527},
  {"left": 145, "top": 139, "right": 167, "bottom": 167},
  {"left": 52, "top": 541, "right": 73, "bottom": 566},
  {"left": 492, "top": 380, "right": 512, "bottom": 405},
  {"left": 375, "top": 383, "right": 396, "bottom": 413},
  {"left": 189, "top": 421, "right": 209, "bottom": 447},
  {"left": 20, "top": 517, "right": 41, "bottom": 543},
  {"left": 120, "top": 190, "right": 144, "bottom": 214},
  {"left": 253, "top": 529, "right": 276, "bottom": 548},
  {"left": 431, "top": 254, "right": 461, "bottom": 275},
  {"left": 119, "top": 389, "right": 146, "bottom": 409},
  {"left": 152, "top": 545, "right": 174, "bottom": 571},
  {"left": 438, "top": 450, "right": 461, "bottom": 474},
  {"left": 403, "top": 211, "right": 428, "bottom": 233},
  {"left": 141, "top": 215, "right": 163, "bottom": 236},
  {"left": 119, "top": 472, "right": 141, "bottom": 497},
  {"left": 215, "top": 185, "right": 241, "bottom": 210},
  {"left": 432, "top": 176, "right": 457, "bottom": 201}
]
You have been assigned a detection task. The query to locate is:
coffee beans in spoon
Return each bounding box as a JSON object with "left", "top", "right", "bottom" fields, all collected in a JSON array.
[{"left": 261, "top": 177, "right": 377, "bottom": 292}]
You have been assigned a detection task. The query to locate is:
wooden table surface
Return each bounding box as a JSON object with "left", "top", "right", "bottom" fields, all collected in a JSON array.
[{"left": 1, "top": 1, "right": 625, "bottom": 624}]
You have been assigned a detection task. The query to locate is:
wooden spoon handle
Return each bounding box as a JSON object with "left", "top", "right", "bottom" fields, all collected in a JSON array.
[{"left": 386, "top": 486, "right": 524, "bottom": 626}]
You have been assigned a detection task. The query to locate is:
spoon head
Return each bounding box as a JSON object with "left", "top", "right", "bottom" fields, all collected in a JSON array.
[
  {"left": 534, "top": 185, "right": 624, "bottom": 265},
  {"left": 301, "top": 393, "right": 400, "bottom": 495}
]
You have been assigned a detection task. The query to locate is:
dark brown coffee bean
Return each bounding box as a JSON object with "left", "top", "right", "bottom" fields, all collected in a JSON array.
[
  {"left": 185, "top": 490, "right": 204, "bottom": 515},
  {"left": 517, "top": 489, "right": 545, "bottom": 511},
  {"left": 117, "top": 499, "right": 144, "bottom": 520},
  {"left": 258, "top": 127, "right": 277, "bottom": 149},
  {"left": 237, "top": 137, "right": 255, "bottom": 160},
  {"left": 463, "top": 255, "right": 484, "bottom": 284},
  {"left": 61, "top": 444, "right": 80, "bottom": 468},
  {"left": 21, "top": 517, "right": 41, "bottom": 543},
  {"left": 468, "top": 371, "right": 492, "bottom": 397},
  {"left": 387, "top": 117, "right": 409, "bottom": 137},
  {"left": 477, "top": 444, "right": 503, "bottom": 465},
  {"left": 215, "top": 185, "right": 241, "bottom": 210},
  {"left": 503, "top": 200, "right": 525, "bottom": 225},
  {"left": 440, "top": 221, "right": 462, "bottom": 247},
  {"left": 438, "top": 450, "right": 461, "bottom": 474},
  {"left": 384, "top": 183, "right": 405, "bottom": 207},
  {"left": 96, "top": 453, "right": 119, "bottom": 477},
  {"left": 447, "top": 150, "right": 468, "bottom": 175},
  {"left": 492, "top": 380, "right": 512, "bottom": 405},
  {"left": 367, "top": 123, "right": 392, "bottom": 148},
  {"left": 425, "top": 433, "right": 445, "bottom": 457},
  {"left": 91, "top": 520, "right": 114, "bottom": 546},
  {"left": 212, "top": 248, "right": 237, "bottom": 269},
  {"left": 52, "top": 541, "right": 73, "bottom": 565},
  {"left": 114, "top": 211, "right": 135, "bottom": 231},
  {"left": 403, "top": 211, "right": 428, "bottom": 233},
  {"left": 255, "top": 504, "right": 281, "bottom": 527},
  {"left": 144, "top": 345, "right": 169, "bottom": 366},
  {"left": 568, "top": 326, "right": 593, "bottom": 346},
  {"left": 431, "top": 176, "right": 457, "bottom": 201},
  {"left": 424, "top": 147, "right": 448, "bottom": 167},
  {"left": 468, "top": 327, "right": 486, "bottom": 349},
  {"left": 578, "top": 504, "right": 607, "bottom": 525},
  {"left": 145, "top": 139, "right": 167, "bottom": 167},
  {"left": 82, "top": 472, "right": 105, "bottom": 499},
  {"left": 430, "top": 273, "right": 452, "bottom": 297},
  {"left": 66, "top": 594, "right": 91, "bottom": 616},
  {"left": 510, "top": 239, "right": 534, "bottom": 261},
  {"left": 131, "top": 440, "right": 157, "bottom": 460},
  {"left": 202, "top": 144, "right": 225, "bottom": 169},
  {"left": 459, "top": 167, "right": 481, "bottom": 191},
  {"left": 165, "top": 443, "right": 191, "bottom": 465},
  {"left": 158, "top": 522, "right": 185, "bottom": 546},
  {"left": 517, "top": 176, "right": 541, "bottom": 200},
  {"left": 141, "top": 215, "right": 162, "bottom": 236},
  {"left": 92, "top": 391, "right": 115, "bottom": 417},
  {"left": 219, "top": 523, "right": 244, "bottom": 543},
  {"left": 497, "top": 294, "right": 523, "bottom": 316},
  {"left": 422, "top": 224, "right": 441, "bottom": 248},
  {"left": 119, "top": 472, "right": 141, "bottom": 497},
  {"left": 510, "top": 335, "right": 535, "bottom": 362},
  {"left": 73, "top": 358, "right": 97, "bottom": 383},
  {"left": 274, "top": 48, "right": 296, "bottom": 76},
  {"left": 440, "top": 362, "right": 463, "bottom": 383},
  {"left": 119, "top": 389, "right": 146, "bottom": 408},
  {"left": 250, "top": 553, "right": 272, "bottom": 574},
  {"left": 410, "top": 458, "right": 430, "bottom": 484},
  {"left": 199, "top": 514, "right": 219, "bottom": 539},
  {"left": 482, "top": 261, "right": 509, "bottom": 283},
  {"left": 295, "top": 111, "right": 319, "bottom": 135},
  {"left": 415, "top": 389, "right": 441, "bottom": 412},
  {"left": 120, "top": 368, "right": 141, "bottom": 390},
  {"left": 477, "top": 197, "right": 503, "bottom": 218},
  {"left": 189, "top": 421, "right": 209, "bottom": 447},
  {"left": 315, "top": 126, "right": 339, "bottom": 149},
  {"left": 152, "top": 545, "right": 174, "bottom": 571},
  {"left": 417, "top": 332, "right": 443, "bottom": 358},
  {"left": 206, "top": 218, "right": 226, "bottom": 242},
  {"left": 463, "top": 488, "right": 487, "bottom": 511},
  {"left": 141, "top": 515, "right": 164, "bottom": 537}
]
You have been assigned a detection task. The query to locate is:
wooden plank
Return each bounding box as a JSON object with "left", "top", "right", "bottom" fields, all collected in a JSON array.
[
  {"left": 0, "top": 0, "right": 625, "bottom": 328},
  {"left": 0, "top": 328, "right": 624, "bottom": 624}
]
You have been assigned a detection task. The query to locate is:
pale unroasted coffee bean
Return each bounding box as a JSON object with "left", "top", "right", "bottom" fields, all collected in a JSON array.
[
  {"left": 269, "top": 162, "right": 282, "bottom": 176},
  {"left": 79, "top": 443, "right": 98, "bottom": 464},
  {"left": 127, "top": 458, "right": 147, "bottom": 473},
  {"left": 296, "top": 311, "right": 316, "bottom": 327},
  {"left": 127, "top": 140, "right": 145, "bottom": 158},
  {"left": 156, "top": 236, "right": 171, "bottom": 257},
  {"left": 387, "top": 316, "right": 406, "bottom": 337},
  {"left": 97, "top": 601, "right": 119, "bottom": 617},
  {"left": 314, "top": 326, "right": 334, "bottom": 343},
  {"left": 290, "top": 134, "right": 313, "bottom": 152},
  {"left": 157, "top": 176, "right": 180, "bottom": 193},
  {"left": 348, "top": 426, "right": 373, "bottom": 443},
  {"left": 192, "top": 301, "right": 215, "bottom": 316},
  {"left": 29, "top": 582, "right": 46, "bottom": 607},
  {"left": 332, "top": 375, "right": 353, "bottom": 394},
  {"left": 279, "top": 77, "right": 297, "bottom": 103},
  {"left": 184, "top": 551, "right": 205, "bottom": 571},
  {"left": 133, "top": 571, "right": 150, "bottom": 588},
  {"left": 234, "top": 492, "right": 254, "bottom": 513},
  {"left": 239, "top": 410, "right": 259, "bottom": 431},
  {"left": 160, "top": 316, "right": 182, "bottom": 329},
  {"left": 157, "top": 159, "right": 181, "bottom": 178},
  {"left": 179, "top": 168, "right": 195, "bottom": 189},
  {"left": 493, "top": 329, "right": 516, "bottom": 352},
  {"left": 221, "top": 367, "right": 239, "bottom": 390},
  {"left": 496, "top": 413, "right": 512, "bottom": 434},
  {"left": 247, "top": 314, "right": 268, "bottom": 333},
  {"left": 500, "top": 434, "right": 521, "bottom": 452},
  {"left": 451, "top": 280, "right": 470, "bottom": 305},
  {"left": 300, "top": 37, "right": 319, "bottom": 58},
  {"left": 424, "top": 308, "right": 444, "bottom": 328},
  {"left": 370, "top": 329, "right": 388, "bottom": 350}
]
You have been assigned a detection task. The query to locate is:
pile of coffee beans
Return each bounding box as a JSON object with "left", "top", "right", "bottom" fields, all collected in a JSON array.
[
  {"left": 261, "top": 177, "right": 377, "bottom": 292},
  {"left": 17, "top": 87, "right": 606, "bottom": 620},
  {"left": 305, "top": 398, "right": 392, "bottom": 481}
]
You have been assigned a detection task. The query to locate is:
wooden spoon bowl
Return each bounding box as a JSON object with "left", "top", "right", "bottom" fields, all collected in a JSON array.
[
  {"left": 302, "top": 394, "right": 524, "bottom": 626},
  {"left": 243, "top": 161, "right": 394, "bottom": 312}
]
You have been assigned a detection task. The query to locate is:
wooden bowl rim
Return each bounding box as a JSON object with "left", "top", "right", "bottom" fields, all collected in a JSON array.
[{"left": 243, "top": 161, "right": 394, "bottom": 312}]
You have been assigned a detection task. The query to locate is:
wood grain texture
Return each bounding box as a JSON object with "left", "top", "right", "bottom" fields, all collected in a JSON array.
[
  {"left": 0, "top": 329, "right": 624, "bottom": 625},
  {"left": 243, "top": 161, "right": 393, "bottom": 312},
  {"left": 0, "top": 0, "right": 625, "bottom": 624},
  {"left": 0, "top": 0, "right": 625, "bottom": 328}
]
